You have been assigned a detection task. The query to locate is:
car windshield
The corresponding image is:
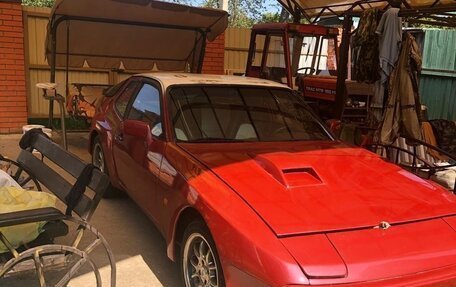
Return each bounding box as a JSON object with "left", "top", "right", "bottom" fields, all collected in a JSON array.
[{"left": 169, "top": 86, "right": 332, "bottom": 143}]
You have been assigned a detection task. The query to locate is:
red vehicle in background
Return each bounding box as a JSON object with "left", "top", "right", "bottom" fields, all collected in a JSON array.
[
  {"left": 246, "top": 23, "right": 339, "bottom": 94},
  {"left": 246, "top": 23, "right": 372, "bottom": 121},
  {"left": 89, "top": 73, "right": 456, "bottom": 287}
]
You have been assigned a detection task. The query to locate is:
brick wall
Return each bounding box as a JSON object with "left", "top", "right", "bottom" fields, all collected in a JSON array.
[
  {"left": 327, "top": 28, "right": 343, "bottom": 71},
  {"left": 0, "top": 0, "right": 27, "bottom": 134},
  {"left": 202, "top": 33, "right": 225, "bottom": 75}
]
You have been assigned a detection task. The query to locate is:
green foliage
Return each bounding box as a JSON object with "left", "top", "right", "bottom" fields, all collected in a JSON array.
[
  {"left": 259, "top": 12, "right": 281, "bottom": 24},
  {"left": 22, "top": 0, "right": 54, "bottom": 8},
  {"left": 409, "top": 18, "right": 453, "bottom": 30},
  {"left": 227, "top": 0, "right": 265, "bottom": 28},
  {"left": 23, "top": 0, "right": 280, "bottom": 28},
  {"left": 167, "top": 0, "right": 268, "bottom": 28}
]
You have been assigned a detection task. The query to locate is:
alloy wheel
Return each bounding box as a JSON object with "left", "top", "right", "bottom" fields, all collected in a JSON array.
[
  {"left": 183, "top": 233, "right": 220, "bottom": 287},
  {"left": 92, "top": 142, "right": 105, "bottom": 173}
]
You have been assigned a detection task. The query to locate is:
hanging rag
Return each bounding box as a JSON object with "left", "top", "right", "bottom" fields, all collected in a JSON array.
[
  {"left": 0, "top": 169, "right": 21, "bottom": 189},
  {"left": 431, "top": 163, "right": 456, "bottom": 191},
  {"left": 352, "top": 9, "right": 380, "bottom": 83},
  {"left": 377, "top": 7, "right": 402, "bottom": 79},
  {"left": 422, "top": 121, "right": 448, "bottom": 161},
  {"left": 19, "top": 128, "right": 50, "bottom": 150},
  {"left": 372, "top": 7, "right": 402, "bottom": 109},
  {"left": 379, "top": 32, "right": 423, "bottom": 145},
  {"left": 64, "top": 164, "right": 96, "bottom": 216}
]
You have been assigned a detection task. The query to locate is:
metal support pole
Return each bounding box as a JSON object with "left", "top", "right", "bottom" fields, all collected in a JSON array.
[
  {"left": 283, "top": 31, "right": 293, "bottom": 88},
  {"left": 61, "top": 21, "right": 70, "bottom": 150},
  {"left": 334, "top": 15, "right": 353, "bottom": 119},
  {"left": 49, "top": 26, "right": 57, "bottom": 129},
  {"left": 197, "top": 31, "right": 207, "bottom": 73},
  {"left": 293, "top": 12, "right": 301, "bottom": 23},
  {"left": 310, "top": 36, "right": 322, "bottom": 73},
  {"left": 245, "top": 31, "right": 256, "bottom": 75},
  {"left": 261, "top": 35, "right": 271, "bottom": 76}
]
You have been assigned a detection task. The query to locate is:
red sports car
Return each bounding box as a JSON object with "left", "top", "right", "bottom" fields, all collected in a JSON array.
[{"left": 89, "top": 73, "right": 456, "bottom": 287}]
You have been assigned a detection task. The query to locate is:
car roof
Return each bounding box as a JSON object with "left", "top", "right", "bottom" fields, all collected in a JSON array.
[{"left": 136, "top": 73, "right": 290, "bottom": 90}]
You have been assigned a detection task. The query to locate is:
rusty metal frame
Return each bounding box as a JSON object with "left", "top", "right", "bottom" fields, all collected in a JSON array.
[
  {"left": 280, "top": 0, "right": 456, "bottom": 23},
  {"left": 367, "top": 137, "right": 456, "bottom": 193},
  {"left": 0, "top": 217, "right": 116, "bottom": 287}
]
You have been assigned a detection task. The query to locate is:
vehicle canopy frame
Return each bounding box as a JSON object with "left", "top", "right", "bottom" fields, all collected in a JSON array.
[
  {"left": 246, "top": 22, "right": 340, "bottom": 90},
  {"left": 44, "top": 0, "right": 228, "bottom": 145}
]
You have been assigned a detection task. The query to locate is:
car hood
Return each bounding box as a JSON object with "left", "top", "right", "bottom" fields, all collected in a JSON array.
[{"left": 179, "top": 141, "right": 456, "bottom": 236}]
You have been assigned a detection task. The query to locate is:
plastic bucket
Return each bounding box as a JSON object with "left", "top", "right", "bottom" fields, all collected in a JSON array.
[{"left": 22, "top": 125, "right": 52, "bottom": 138}]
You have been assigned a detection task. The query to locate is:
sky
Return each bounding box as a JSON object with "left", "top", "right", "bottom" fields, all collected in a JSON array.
[
  {"left": 177, "top": 0, "right": 283, "bottom": 13},
  {"left": 265, "top": 0, "right": 282, "bottom": 12}
]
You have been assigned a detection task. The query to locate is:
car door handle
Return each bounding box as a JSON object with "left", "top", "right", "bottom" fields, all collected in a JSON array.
[{"left": 115, "top": 133, "right": 124, "bottom": 142}]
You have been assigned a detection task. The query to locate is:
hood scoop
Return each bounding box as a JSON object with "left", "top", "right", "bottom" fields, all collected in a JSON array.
[
  {"left": 282, "top": 168, "right": 323, "bottom": 187},
  {"left": 253, "top": 154, "right": 323, "bottom": 189}
]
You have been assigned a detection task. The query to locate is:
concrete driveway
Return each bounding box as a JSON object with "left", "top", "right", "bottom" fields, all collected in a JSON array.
[{"left": 0, "top": 133, "right": 181, "bottom": 287}]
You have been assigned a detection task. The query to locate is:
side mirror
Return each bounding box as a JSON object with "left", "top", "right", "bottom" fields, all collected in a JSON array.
[{"left": 123, "top": 119, "right": 149, "bottom": 139}]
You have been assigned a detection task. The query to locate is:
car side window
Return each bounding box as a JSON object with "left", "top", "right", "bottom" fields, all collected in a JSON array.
[
  {"left": 127, "top": 83, "right": 163, "bottom": 138},
  {"left": 115, "top": 81, "right": 140, "bottom": 118}
]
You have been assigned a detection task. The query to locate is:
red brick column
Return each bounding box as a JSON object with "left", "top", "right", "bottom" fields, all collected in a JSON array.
[
  {"left": 327, "top": 28, "right": 343, "bottom": 71},
  {"left": 0, "top": 0, "right": 27, "bottom": 134},
  {"left": 202, "top": 33, "right": 225, "bottom": 75}
]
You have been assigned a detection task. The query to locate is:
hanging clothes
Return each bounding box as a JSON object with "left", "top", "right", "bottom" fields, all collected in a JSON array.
[
  {"left": 352, "top": 9, "right": 380, "bottom": 83},
  {"left": 372, "top": 7, "right": 402, "bottom": 109},
  {"left": 377, "top": 7, "right": 402, "bottom": 79},
  {"left": 379, "top": 32, "right": 423, "bottom": 145}
]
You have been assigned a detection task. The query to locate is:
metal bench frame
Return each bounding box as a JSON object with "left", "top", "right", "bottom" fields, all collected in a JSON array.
[
  {"left": 0, "top": 154, "right": 42, "bottom": 191},
  {"left": 0, "top": 133, "right": 116, "bottom": 286},
  {"left": 367, "top": 137, "right": 456, "bottom": 193}
]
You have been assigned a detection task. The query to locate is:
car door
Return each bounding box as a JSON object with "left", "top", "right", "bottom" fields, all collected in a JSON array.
[
  {"left": 112, "top": 79, "right": 165, "bottom": 224},
  {"left": 107, "top": 79, "right": 140, "bottom": 179}
]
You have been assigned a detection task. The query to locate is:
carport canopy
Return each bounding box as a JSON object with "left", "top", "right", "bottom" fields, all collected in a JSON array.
[
  {"left": 278, "top": 0, "right": 456, "bottom": 25},
  {"left": 45, "top": 0, "right": 229, "bottom": 72}
]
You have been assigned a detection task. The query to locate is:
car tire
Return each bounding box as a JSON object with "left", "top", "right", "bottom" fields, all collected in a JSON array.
[
  {"left": 180, "top": 220, "right": 225, "bottom": 287},
  {"left": 92, "top": 136, "right": 122, "bottom": 198}
]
